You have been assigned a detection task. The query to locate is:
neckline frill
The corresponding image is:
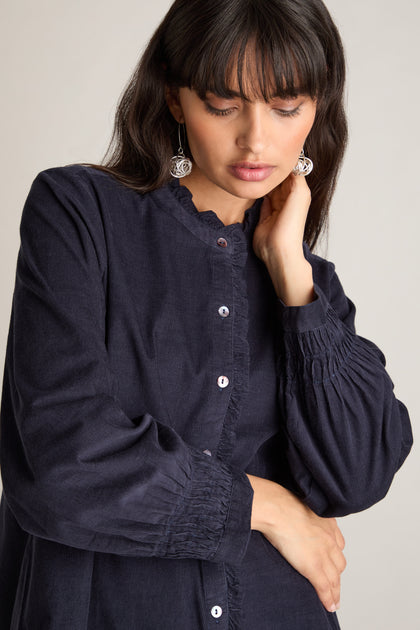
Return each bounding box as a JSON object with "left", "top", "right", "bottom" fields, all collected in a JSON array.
[{"left": 167, "top": 177, "right": 262, "bottom": 237}]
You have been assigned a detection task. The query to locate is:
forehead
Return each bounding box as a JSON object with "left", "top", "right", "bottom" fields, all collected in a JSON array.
[{"left": 193, "top": 42, "right": 304, "bottom": 101}]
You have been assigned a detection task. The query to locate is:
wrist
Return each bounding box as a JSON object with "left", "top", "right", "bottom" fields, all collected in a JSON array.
[
  {"left": 263, "top": 252, "right": 315, "bottom": 306},
  {"left": 247, "top": 474, "right": 287, "bottom": 535}
]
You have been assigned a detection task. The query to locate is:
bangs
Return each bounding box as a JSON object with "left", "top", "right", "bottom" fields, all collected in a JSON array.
[
  {"left": 105, "top": 0, "right": 347, "bottom": 248},
  {"left": 165, "top": 1, "right": 329, "bottom": 102}
]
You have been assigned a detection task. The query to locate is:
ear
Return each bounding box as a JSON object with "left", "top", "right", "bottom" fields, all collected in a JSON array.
[{"left": 165, "top": 87, "right": 184, "bottom": 123}]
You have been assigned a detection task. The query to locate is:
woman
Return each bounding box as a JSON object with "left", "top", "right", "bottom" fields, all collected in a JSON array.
[{"left": 0, "top": 0, "right": 412, "bottom": 628}]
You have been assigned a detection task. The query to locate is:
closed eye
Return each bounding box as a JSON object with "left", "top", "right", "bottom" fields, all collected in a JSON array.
[
  {"left": 274, "top": 105, "right": 302, "bottom": 118},
  {"left": 204, "top": 102, "right": 236, "bottom": 117}
]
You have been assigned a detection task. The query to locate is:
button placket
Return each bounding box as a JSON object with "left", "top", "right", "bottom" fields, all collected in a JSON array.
[
  {"left": 211, "top": 605, "right": 223, "bottom": 619},
  {"left": 218, "top": 306, "right": 230, "bottom": 318},
  {"left": 217, "top": 375, "right": 229, "bottom": 389},
  {"left": 207, "top": 230, "right": 234, "bottom": 453},
  {"left": 201, "top": 561, "right": 229, "bottom": 629},
  {"left": 203, "top": 236, "right": 235, "bottom": 626},
  {"left": 214, "top": 238, "right": 232, "bottom": 395}
]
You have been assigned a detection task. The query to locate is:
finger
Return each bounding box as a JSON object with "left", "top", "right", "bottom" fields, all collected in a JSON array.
[
  {"left": 335, "top": 527, "right": 345, "bottom": 551},
  {"left": 306, "top": 536, "right": 344, "bottom": 613},
  {"left": 324, "top": 518, "right": 345, "bottom": 551},
  {"left": 311, "top": 568, "right": 339, "bottom": 614},
  {"left": 288, "top": 172, "right": 312, "bottom": 207},
  {"left": 323, "top": 558, "right": 342, "bottom": 612},
  {"left": 271, "top": 175, "right": 311, "bottom": 221},
  {"left": 331, "top": 545, "right": 347, "bottom": 574},
  {"left": 325, "top": 546, "right": 347, "bottom": 613}
]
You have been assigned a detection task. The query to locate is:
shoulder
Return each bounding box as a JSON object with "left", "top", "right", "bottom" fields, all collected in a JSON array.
[
  {"left": 22, "top": 166, "right": 180, "bottom": 251},
  {"left": 28, "top": 165, "right": 174, "bottom": 217},
  {"left": 24, "top": 165, "right": 162, "bottom": 231},
  {"left": 20, "top": 166, "right": 140, "bottom": 263},
  {"left": 29, "top": 164, "right": 133, "bottom": 204}
]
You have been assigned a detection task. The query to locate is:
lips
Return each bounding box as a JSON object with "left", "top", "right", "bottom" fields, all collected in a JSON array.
[{"left": 228, "top": 162, "right": 275, "bottom": 182}]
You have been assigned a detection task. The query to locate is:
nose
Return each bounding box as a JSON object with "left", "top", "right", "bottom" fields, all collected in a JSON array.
[{"left": 236, "top": 105, "right": 268, "bottom": 155}]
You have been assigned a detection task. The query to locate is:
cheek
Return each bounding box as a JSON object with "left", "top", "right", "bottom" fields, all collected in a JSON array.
[
  {"left": 283, "top": 115, "right": 316, "bottom": 152},
  {"left": 186, "top": 118, "right": 224, "bottom": 161},
  {"left": 299, "top": 109, "right": 317, "bottom": 142}
]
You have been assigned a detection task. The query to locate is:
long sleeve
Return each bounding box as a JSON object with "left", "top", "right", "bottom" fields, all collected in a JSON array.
[
  {"left": 276, "top": 248, "right": 413, "bottom": 517},
  {"left": 0, "top": 170, "right": 253, "bottom": 562}
]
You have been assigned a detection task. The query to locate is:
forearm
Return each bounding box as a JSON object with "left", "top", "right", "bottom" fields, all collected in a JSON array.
[
  {"left": 253, "top": 174, "right": 315, "bottom": 306},
  {"left": 247, "top": 474, "right": 295, "bottom": 534},
  {"left": 262, "top": 248, "right": 315, "bottom": 306}
]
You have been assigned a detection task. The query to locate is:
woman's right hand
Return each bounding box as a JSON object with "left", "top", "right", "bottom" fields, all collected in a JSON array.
[{"left": 246, "top": 474, "right": 346, "bottom": 614}]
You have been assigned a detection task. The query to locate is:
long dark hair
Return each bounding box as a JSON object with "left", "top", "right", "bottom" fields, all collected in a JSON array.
[{"left": 95, "top": 0, "right": 347, "bottom": 249}]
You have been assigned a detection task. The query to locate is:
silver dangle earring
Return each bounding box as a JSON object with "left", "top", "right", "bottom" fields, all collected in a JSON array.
[
  {"left": 170, "top": 124, "right": 193, "bottom": 178},
  {"left": 292, "top": 149, "right": 313, "bottom": 176}
]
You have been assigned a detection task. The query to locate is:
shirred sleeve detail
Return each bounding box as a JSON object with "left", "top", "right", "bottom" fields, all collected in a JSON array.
[
  {"left": 162, "top": 453, "right": 253, "bottom": 563},
  {"left": 276, "top": 282, "right": 329, "bottom": 333},
  {"left": 0, "top": 168, "right": 253, "bottom": 563},
  {"left": 275, "top": 254, "right": 413, "bottom": 517}
]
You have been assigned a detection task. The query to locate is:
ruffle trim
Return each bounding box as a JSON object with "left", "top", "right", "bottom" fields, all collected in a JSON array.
[
  {"left": 216, "top": 228, "right": 250, "bottom": 461},
  {"left": 226, "top": 564, "right": 243, "bottom": 630},
  {"left": 166, "top": 178, "right": 257, "bottom": 622},
  {"left": 168, "top": 178, "right": 261, "bottom": 235},
  {"left": 168, "top": 179, "right": 223, "bottom": 228}
]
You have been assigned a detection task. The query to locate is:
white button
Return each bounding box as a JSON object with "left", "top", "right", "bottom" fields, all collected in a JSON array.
[
  {"left": 218, "top": 306, "right": 230, "bottom": 318},
  {"left": 211, "top": 605, "right": 223, "bottom": 619},
  {"left": 217, "top": 375, "right": 229, "bottom": 389},
  {"left": 203, "top": 449, "right": 212, "bottom": 457}
]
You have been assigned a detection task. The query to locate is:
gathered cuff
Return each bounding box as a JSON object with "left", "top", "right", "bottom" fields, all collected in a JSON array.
[
  {"left": 211, "top": 470, "right": 254, "bottom": 564},
  {"left": 161, "top": 450, "right": 253, "bottom": 565},
  {"left": 275, "top": 283, "right": 358, "bottom": 384},
  {"left": 276, "top": 282, "right": 329, "bottom": 333}
]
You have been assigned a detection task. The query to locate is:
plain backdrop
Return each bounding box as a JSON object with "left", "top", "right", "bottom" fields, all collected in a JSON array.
[{"left": 0, "top": 1, "right": 418, "bottom": 628}]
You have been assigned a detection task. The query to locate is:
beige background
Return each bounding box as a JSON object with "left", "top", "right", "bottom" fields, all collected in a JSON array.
[{"left": 0, "top": 1, "right": 418, "bottom": 628}]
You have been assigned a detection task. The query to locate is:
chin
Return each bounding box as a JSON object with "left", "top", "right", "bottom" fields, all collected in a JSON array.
[{"left": 227, "top": 179, "right": 278, "bottom": 200}]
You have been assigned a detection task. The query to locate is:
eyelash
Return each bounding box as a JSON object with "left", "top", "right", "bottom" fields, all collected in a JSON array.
[
  {"left": 204, "top": 102, "right": 302, "bottom": 118},
  {"left": 204, "top": 103, "right": 235, "bottom": 116},
  {"left": 275, "top": 106, "right": 302, "bottom": 119}
]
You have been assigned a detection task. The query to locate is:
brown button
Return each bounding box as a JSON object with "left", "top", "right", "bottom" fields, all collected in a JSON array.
[{"left": 217, "top": 237, "right": 228, "bottom": 248}]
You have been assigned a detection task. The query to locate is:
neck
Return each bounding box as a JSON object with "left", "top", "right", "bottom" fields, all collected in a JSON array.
[{"left": 179, "top": 172, "right": 256, "bottom": 226}]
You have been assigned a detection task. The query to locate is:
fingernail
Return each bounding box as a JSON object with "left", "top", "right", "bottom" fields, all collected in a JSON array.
[{"left": 329, "top": 602, "right": 340, "bottom": 613}]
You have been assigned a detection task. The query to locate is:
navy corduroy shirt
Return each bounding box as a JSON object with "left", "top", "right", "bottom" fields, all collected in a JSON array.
[{"left": 0, "top": 166, "right": 412, "bottom": 629}]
